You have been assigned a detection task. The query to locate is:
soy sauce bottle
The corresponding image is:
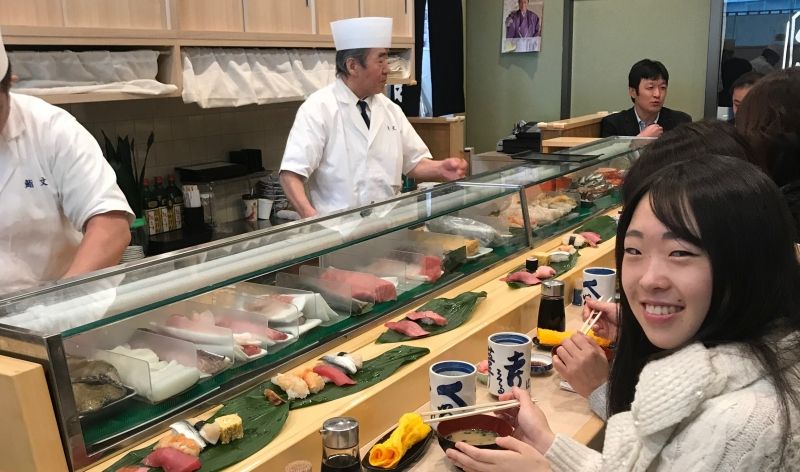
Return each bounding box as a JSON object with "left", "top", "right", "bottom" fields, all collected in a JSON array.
[
  {"left": 538, "top": 280, "right": 566, "bottom": 332},
  {"left": 320, "top": 417, "right": 361, "bottom": 472}
]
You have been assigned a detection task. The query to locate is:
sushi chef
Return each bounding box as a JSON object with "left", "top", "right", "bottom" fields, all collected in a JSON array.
[
  {"left": 0, "top": 29, "right": 133, "bottom": 294},
  {"left": 279, "top": 17, "right": 467, "bottom": 218}
]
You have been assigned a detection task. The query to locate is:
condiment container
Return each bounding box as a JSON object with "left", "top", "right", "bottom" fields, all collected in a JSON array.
[
  {"left": 537, "top": 280, "right": 566, "bottom": 332},
  {"left": 320, "top": 417, "right": 360, "bottom": 472}
]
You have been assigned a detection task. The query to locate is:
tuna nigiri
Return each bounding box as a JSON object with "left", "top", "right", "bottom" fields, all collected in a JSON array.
[
  {"left": 405, "top": 310, "right": 448, "bottom": 326},
  {"left": 143, "top": 447, "right": 201, "bottom": 472},
  {"left": 579, "top": 231, "right": 602, "bottom": 247},
  {"left": 534, "top": 265, "right": 556, "bottom": 280},
  {"left": 500, "top": 271, "right": 542, "bottom": 286},
  {"left": 313, "top": 363, "right": 357, "bottom": 386},
  {"left": 385, "top": 320, "right": 430, "bottom": 338}
]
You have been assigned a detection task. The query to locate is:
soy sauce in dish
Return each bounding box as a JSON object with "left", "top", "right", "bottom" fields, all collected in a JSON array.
[{"left": 446, "top": 428, "right": 499, "bottom": 446}]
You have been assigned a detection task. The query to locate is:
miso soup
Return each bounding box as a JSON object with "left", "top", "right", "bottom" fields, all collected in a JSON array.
[{"left": 446, "top": 428, "right": 499, "bottom": 446}]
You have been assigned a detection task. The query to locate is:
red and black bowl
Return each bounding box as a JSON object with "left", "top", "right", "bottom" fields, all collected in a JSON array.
[{"left": 434, "top": 414, "right": 514, "bottom": 453}]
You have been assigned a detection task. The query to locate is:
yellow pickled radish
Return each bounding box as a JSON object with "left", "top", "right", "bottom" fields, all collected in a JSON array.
[{"left": 368, "top": 413, "right": 431, "bottom": 468}]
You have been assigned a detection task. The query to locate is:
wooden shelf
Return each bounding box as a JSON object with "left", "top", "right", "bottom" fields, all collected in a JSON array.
[
  {"left": 32, "top": 90, "right": 182, "bottom": 105},
  {"left": 0, "top": 2, "right": 416, "bottom": 105}
]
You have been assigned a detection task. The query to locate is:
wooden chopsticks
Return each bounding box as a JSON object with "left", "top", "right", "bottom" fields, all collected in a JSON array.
[
  {"left": 579, "top": 296, "right": 614, "bottom": 335},
  {"left": 419, "top": 399, "right": 522, "bottom": 424}
]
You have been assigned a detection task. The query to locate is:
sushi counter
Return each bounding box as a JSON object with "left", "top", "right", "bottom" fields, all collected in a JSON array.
[
  {"left": 0, "top": 136, "right": 642, "bottom": 472},
  {"left": 83, "top": 222, "right": 614, "bottom": 472}
]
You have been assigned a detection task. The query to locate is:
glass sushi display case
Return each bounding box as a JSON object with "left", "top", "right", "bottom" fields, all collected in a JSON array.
[{"left": 0, "top": 136, "right": 646, "bottom": 471}]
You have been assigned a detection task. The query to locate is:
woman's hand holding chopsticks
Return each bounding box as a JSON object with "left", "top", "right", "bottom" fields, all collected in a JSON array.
[
  {"left": 445, "top": 387, "right": 555, "bottom": 472},
  {"left": 581, "top": 297, "right": 619, "bottom": 341}
]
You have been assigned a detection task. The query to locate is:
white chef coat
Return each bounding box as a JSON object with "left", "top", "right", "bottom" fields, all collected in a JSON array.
[
  {"left": 0, "top": 93, "right": 133, "bottom": 293},
  {"left": 280, "top": 78, "right": 431, "bottom": 215}
]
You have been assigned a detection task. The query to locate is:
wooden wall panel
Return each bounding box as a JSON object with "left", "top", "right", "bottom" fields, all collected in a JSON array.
[
  {"left": 0, "top": 0, "right": 63, "bottom": 27},
  {"left": 244, "top": 0, "right": 312, "bottom": 34},
  {"left": 315, "top": 0, "right": 359, "bottom": 35},
  {"left": 177, "top": 0, "right": 244, "bottom": 32},
  {"left": 360, "top": 0, "right": 411, "bottom": 38},
  {"left": 63, "top": 0, "right": 167, "bottom": 29}
]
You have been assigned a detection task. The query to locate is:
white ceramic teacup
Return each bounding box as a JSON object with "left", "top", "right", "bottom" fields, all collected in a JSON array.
[
  {"left": 582, "top": 267, "right": 617, "bottom": 302},
  {"left": 487, "top": 332, "right": 532, "bottom": 396},
  {"left": 429, "top": 360, "right": 477, "bottom": 418}
]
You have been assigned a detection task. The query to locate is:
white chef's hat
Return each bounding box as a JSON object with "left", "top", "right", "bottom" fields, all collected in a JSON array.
[
  {"left": 0, "top": 28, "right": 8, "bottom": 78},
  {"left": 331, "top": 17, "right": 393, "bottom": 51}
]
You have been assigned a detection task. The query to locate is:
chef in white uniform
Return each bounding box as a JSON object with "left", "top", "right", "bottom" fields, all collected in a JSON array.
[
  {"left": 280, "top": 17, "right": 467, "bottom": 218},
  {"left": 0, "top": 30, "right": 133, "bottom": 294}
]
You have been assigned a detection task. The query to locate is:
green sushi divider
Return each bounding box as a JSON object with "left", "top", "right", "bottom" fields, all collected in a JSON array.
[
  {"left": 503, "top": 250, "right": 580, "bottom": 289},
  {"left": 105, "top": 346, "right": 429, "bottom": 472},
  {"left": 575, "top": 215, "right": 618, "bottom": 242},
  {"left": 374, "top": 292, "right": 488, "bottom": 343}
]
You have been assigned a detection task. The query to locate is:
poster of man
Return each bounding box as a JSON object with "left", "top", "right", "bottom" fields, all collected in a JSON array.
[{"left": 502, "top": 0, "right": 544, "bottom": 53}]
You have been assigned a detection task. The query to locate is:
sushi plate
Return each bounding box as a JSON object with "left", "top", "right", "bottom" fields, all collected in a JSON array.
[
  {"left": 466, "top": 247, "right": 493, "bottom": 260},
  {"left": 78, "top": 383, "right": 137, "bottom": 425},
  {"left": 361, "top": 429, "right": 433, "bottom": 471}
]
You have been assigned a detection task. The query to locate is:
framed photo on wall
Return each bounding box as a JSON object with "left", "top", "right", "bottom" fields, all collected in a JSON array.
[{"left": 502, "top": 0, "right": 544, "bottom": 53}]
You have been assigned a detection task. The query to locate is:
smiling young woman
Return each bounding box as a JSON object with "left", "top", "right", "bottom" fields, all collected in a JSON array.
[{"left": 446, "top": 153, "right": 800, "bottom": 472}]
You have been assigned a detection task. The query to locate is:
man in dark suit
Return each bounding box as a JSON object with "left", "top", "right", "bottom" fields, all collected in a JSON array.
[{"left": 600, "top": 59, "right": 692, "bottom": 138}]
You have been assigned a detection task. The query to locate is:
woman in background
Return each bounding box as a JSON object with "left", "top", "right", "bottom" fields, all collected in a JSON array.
[
  {"left": 736, "top": 67, "right": 800, "bottom": 240},
  {"left": 447, "top": 154, "right": 800, "bottom": 471}
]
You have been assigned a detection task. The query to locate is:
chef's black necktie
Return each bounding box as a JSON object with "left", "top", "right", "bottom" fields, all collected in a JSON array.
[{"left": 357, "top": 100, "right": 370, "bottom": 129}]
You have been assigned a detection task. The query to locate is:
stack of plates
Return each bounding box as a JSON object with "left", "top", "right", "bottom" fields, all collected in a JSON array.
[
  {"left": 254, "top": 173, "right": 290, "bottom": 212},
  {"left": 120, "top": 245, "right": 145, "bottom": 263}
]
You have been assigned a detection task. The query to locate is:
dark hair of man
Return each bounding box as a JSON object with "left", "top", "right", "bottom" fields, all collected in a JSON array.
[
  {"left": 608, "top": 154, "right": 800, "bottom": 462},
  {"left": 731, "top": 70, "right": 764, "bottom": 93},
  {"left": 627, "top": 59, "right": 669, "bottom": 102},
  {"left": 335, "top": 48, "right": 370, "bottom": 78},
  {"left": 735, "top": 67, "right": 800, "bottom": 187},
  {"left": 1, "top": 65, "right": 11, "bottom": 94},
  {"left": 762, "top": 48, "right": 781, "bottom": 66},
  {"left": 622, "top": 120, "right": 751, "bottom": 203}
]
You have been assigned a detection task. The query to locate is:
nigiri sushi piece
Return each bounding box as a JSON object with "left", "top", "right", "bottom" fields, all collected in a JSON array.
[
  {"left": 322, "top": 354, "right": 358, "bottom": 375},
  {"left": 385, "top": 320, "right": 430, "bottom": 338},
  {"left": 562, "top": 233, "right": 587, "bottom": 248},
  {"left": 500, "top": 271, "right": 541, "bottom": 286},
  {"left": 193, "top": 420, "right": 221, "bottom": 446},
  {"left": 579, "top": 231, "right": 602, "bottom": 247},
  {"left": 169, "top": 420, "right": 206, "bottom": 451},
  {"left": 337, "top": 352, "right": 363, "bottom": 370},
  {"left": 405, "top": 310, "right": 448, "bottom": 326},
  {"left": 155, "top": 432, "right": 202, "bottom": 457},
  {"left": 143, "top": 446, "right": 201, "bottom": 472},
  {"left": 477, "top": 359, "right": 489, "bottom": 374},
  {"left": 313, "top": 363, "right": 357, "bottom": 386},
  {"left": 271, "top": 372, "right": 310, "bottom": 399},
  {"left": 548, "top": 250, "right": 572, "bottom": 263},
  {"left": 301, "top": 370, "right": 326, "bottom": 393},
  {"left": 263, "top": 388, "right": 287, "bottom": 406},
  {"left": 554, "top": 245, "right": 577, "bottom": 255},
  {"left": 534, "top": 265, "right": 556, "bottom": 280}
]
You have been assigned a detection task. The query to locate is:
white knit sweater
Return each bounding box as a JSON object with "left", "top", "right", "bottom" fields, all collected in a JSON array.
[{"left": 546, "top": 334, "right": 800, "bottom": 471}]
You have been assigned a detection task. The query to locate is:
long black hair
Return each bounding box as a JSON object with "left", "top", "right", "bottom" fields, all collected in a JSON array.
[{"left": 609, "top": 154, "right": 800, "bottom": 444}]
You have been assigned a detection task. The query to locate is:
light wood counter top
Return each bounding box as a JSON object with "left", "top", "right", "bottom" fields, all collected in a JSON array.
[{"left": 359, "top": 304, "right": 605, "bottom": 471}]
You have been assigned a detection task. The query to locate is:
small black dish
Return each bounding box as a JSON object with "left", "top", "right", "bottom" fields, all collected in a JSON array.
[
  {"left": 361, "top": 429, "right": 433, "bottom": 471},
  {"left": 77, "top": 383, "right": 137, "bottom": 424}
]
